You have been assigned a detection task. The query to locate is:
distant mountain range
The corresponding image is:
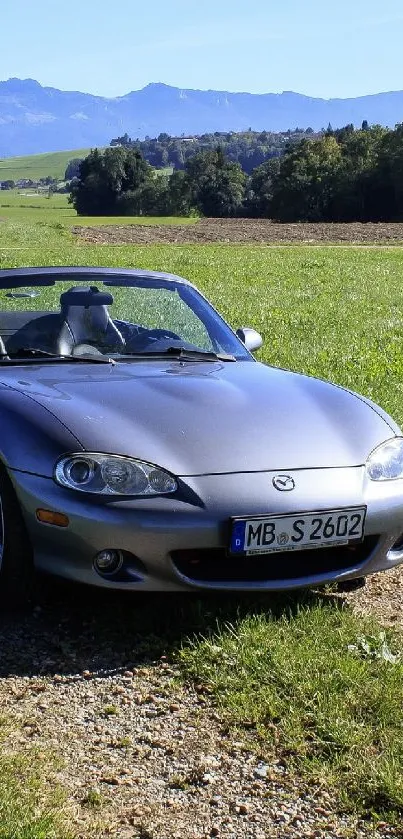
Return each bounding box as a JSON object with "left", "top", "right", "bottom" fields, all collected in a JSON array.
[{"left": 2, "top": 77, "right": 403, "bottom": 157}]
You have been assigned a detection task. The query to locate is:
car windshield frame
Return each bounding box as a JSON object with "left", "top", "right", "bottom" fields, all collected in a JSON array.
[{"left": 0, "top": 270, "right": 253, "bottom": 363}]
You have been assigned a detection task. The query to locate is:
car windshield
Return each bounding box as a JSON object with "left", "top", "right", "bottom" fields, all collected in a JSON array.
[{"left": 0, "top": 273, "right": 252, "bottom": 362}]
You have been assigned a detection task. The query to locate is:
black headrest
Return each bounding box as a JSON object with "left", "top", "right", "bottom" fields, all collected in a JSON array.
[{"left": 60, "top": 286, "right": 114, "bottom": 308}]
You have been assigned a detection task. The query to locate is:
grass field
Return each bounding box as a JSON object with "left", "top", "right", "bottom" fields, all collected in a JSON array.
[
  {"left": 0, "top": 191, "right": 197, "bottom": 226},
  {"left": 0, "top": 148, "right": 94, "bottom": 182},
  {"left": 0, "top": 214, "right": 402, "bottom": 832},
  {"left": 0, "top": 148, "right": 172, "bottom": 185}
]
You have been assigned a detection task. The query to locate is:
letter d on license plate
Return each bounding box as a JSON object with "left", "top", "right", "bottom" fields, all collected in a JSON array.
[{"left": 230, "top": 507, "right": 366, "bottom": 555}]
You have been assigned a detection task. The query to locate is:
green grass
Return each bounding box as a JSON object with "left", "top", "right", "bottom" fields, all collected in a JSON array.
[
  {"left": 179, "top": 602, "right": 403, "bottom": 820},
  {"left": 0, "top": 149, "right": 94, "bottom": 182},
  {"left": 0, "top": 192, "right": 70, "bottom": 208},
  {"left": 0, "top": 193, "right": 197, "bottom": 226},
  {"left": 67, "top": 214, "right": 196, "bottom": 226},
  {"left": 0, "top": 215, "right": 402, "bottom": 823},
  {"left": 0, "top": 727, "right": 71, "bottom": 838}
]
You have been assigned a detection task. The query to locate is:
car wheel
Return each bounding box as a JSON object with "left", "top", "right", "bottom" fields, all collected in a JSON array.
[{"left": 0, "top": 465, "right": 33, "bottom": 608}]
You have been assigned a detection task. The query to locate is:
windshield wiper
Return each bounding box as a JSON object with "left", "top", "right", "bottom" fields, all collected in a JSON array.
[
  {"left": 3, "top": 348, "right": 115, "bottom": 364},
  {"left": 123, "top": 347, "right": 236, "bottom": 362}
]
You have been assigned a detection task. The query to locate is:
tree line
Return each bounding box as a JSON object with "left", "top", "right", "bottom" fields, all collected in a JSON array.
[
  {"left": 69, "top": 146, "right": 246, "bottom": 217},
  {"left": 69, "top": 123, "right": 403, "bottom": 221},
  {"left": 109, "top": 128, "right": 315, "bottom": 175}
]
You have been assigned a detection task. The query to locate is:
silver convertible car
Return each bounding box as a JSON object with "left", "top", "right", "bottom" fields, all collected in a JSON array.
[{"left": 0, "top": 265, "right": 403, "bottom": 603}]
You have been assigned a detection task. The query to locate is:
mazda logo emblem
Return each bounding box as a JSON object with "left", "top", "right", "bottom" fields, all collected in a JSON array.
[{"left": 272, "top": 474, "right": 295, "bottom": 492}]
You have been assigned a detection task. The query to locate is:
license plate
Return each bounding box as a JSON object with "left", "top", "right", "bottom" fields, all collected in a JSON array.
[{"left": 230, "top": 507, "right": 366, "bottom": 555}]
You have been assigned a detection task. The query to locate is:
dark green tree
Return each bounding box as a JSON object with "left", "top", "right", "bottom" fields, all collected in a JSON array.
[
  {"left": 184, "top": 147, "right": 246, "bottom": 216},
  {"left": 261, "top": 125, "right": 387, "bottom": 222},
  {"left": 371, "top": 123, "right": 403, "bottom": 219},
  {"left": 269, "top": 136, "right": 343, "bottom": 221},
  {"left": 165, "top": 169, "right": 193, "bottom": 215},
  {"left": 245, "top": 157, "right": 281, "bottom": 217},
  {"left": 332, "top": 125, "right": 386, "bottom": 220},
  {"left": 116, "top": 174, "right": 170, "bottom": 215},
  {"left": 69, "top": 147, "right": 154, "bottom": 215}
]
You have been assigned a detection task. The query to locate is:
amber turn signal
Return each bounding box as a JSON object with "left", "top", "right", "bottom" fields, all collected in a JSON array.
[{"left": 36, "top": 509, "right": 69, "bottom": 527}]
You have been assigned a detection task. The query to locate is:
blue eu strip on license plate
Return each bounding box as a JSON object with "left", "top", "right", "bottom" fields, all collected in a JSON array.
[{"left": 231, "top": 519, "right": 247, "bottom": 554}]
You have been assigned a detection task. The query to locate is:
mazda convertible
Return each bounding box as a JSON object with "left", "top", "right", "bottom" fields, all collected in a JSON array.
[{"left": 0, "top": 265, "right": 403, "bottom": 603}]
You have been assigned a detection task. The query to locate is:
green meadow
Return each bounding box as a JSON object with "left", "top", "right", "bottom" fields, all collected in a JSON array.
[
  {"left": 0, "top": 148, "right": 94, "bottom": 182},
  {"left": 0, "top": 213, "right": 402, "bottom": 832},
  {"left": 0, "top": 190, "right": 196, "bottom": 225}
]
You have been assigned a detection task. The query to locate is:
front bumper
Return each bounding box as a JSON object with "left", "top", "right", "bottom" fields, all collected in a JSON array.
[{"left": 10, "top": 466, "right": 403, "bottom": 592}]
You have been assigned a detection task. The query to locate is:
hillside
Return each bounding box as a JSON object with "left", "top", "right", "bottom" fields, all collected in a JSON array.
[
  {"left": 0, "top": 148, "right": 92, "bottom": 181},
  {"left": 2, "top": 77, "right": 403, "bottom": 157}
]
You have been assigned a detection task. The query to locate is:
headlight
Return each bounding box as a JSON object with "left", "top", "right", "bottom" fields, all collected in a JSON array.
[
  {"left": 366, "top": 438, "right": 403, "bottom": 481},
  {"left": 54, "top": 453, "right": 177, "bottom": 495}
]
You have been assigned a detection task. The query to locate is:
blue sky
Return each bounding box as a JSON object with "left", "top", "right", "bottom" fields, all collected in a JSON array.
[{"left": 2, "top": 0, "right": 403, "bottom": 99}]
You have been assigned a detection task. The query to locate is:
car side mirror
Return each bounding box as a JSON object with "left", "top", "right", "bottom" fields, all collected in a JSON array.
[{"left": 236, "top": 327, "right": 263, "bottom": 352}]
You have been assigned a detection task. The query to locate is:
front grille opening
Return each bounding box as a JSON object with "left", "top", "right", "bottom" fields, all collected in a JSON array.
[{"left": 171, "top": 537, "right": 379, "bottom": 583}]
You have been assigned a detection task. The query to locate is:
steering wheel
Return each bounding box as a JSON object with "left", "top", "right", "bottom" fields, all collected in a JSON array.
[{"left": 125, "top": 327, "right": 182, "bottom": 352}]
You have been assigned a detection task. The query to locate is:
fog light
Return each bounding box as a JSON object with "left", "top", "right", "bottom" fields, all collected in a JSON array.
[{"left": 94, "top": 549, "right": 124, "bottom": 576}]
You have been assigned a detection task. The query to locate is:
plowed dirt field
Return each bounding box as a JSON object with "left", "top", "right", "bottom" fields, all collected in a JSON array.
[{"left": 73, "top": 218, "right": 403, "bottom": 244}]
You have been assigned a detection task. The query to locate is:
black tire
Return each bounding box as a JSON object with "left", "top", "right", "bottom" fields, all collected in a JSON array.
[{"left": 0, "top": 465, "right": 33, "bottom": 609}]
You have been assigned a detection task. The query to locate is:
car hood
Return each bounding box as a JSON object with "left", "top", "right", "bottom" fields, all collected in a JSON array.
[{"left": 4, "top": 359, "right": 396, "bottom": 475}]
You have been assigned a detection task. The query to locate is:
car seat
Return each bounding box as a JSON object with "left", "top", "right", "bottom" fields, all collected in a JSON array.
[{"left": 56, "top": 286, "right": 125, "bottom": 355}]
